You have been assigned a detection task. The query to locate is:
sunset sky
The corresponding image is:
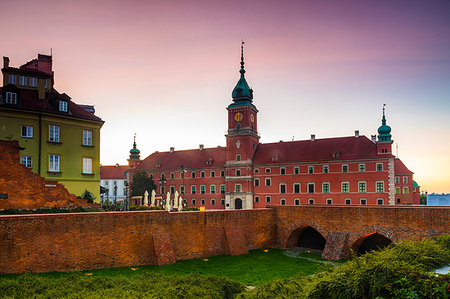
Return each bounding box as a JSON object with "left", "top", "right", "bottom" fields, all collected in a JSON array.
[{"left": 1, "top": 0, "right": 449, "bottom": 193}]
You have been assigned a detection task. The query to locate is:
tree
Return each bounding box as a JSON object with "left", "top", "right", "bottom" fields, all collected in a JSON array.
[
  {"left": 420, "top": 194, "right": 427, "bottom": 205},
  {"left": 130, "top": 172, "right": 156, "bottom": 197}
]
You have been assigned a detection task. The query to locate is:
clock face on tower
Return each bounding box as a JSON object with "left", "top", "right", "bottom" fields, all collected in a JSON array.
[
  {"left": 234, "top": 112, "right": 243, "bottom": 122},
  {"left": 250, "top": 113, "right": 254, "bottom": 123}
]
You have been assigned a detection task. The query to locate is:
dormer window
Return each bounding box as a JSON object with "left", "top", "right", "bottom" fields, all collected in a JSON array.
[
  {"left": 59, "top": 101, "right": 68, "bottom": 112},
  {"left": 29, "top": 77, "right": 37, "bottom": 87},
  {"left": 6, "top": 92, "right": 17, "bottom": 104}
]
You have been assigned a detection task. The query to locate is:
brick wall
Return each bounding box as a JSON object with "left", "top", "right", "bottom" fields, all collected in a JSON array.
[
  {"left": 0, "top": 209, "right": 275, "bottom": 274},
  {"left": 0, "top": 140, "right": 89, "bottom": 209}
]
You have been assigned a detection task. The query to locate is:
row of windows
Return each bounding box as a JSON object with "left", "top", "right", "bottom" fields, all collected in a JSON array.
[
  {"left": 190, "top": 198, "right": 225, "bottom": 206},
  {"left": 254, "top": 163, "right": 384, "bottom": 175},
  {"left": 395, "top": 176, "right": 409, "bottom": 184},
  {"left": 396, "top": 187, "right": 409, "bottom": 194},
  {"left": 8, "top": 74, "right": 46, "bottom": 88},
  {"left": 254, "top": 180, "right": 385, "bottom": 193},
  {"left": 20, "top": 155, "right": 93, "bottom": 173},
  {"left": 20, "top": 125, "right": 93, "bottom": 146},
  {"left": 160, "top": 170, "right": 226, "bottom": 180},
  {"left": 4, "top": 91, "right": 67, "bottom": 112},
  {"left": 254, "top": 196, "right": 384, "bottom": 205}
]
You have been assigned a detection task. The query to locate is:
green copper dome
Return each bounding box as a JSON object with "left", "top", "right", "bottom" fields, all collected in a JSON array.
[
  {"left": 231, "top": 42, "right": 253, "bottom": 105},
  {"left": 129, "top": 135, "right": 140, "bottom": 160},
  {"left": 378, "top": 105, "right": 392, "bottom": 142}
]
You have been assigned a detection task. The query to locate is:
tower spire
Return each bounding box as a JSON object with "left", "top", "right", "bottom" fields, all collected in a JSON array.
[
  {"left": 231, "top": 40, "right": 253, "bottom": 104},
  {"left": 377, "top": 104, "right": 392, "bottom": 142},
  {"left": 240, "top": 40, "right": 245, "bottom": 75}
]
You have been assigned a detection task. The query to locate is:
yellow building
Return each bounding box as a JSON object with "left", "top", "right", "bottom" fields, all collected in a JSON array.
[{"left": 0, "top": 54, "right": 104, "bottom": 201}]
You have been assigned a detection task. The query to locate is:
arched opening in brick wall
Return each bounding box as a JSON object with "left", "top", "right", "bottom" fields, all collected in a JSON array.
[
  {"left": 235, "top": 198, "right": 242, "bottom": 209},
  {"left": 352, "top": 232, "right": 392, "bottom": 255},
  {"left": 285, "top": 225, "right": 326, "bottom": 252}
]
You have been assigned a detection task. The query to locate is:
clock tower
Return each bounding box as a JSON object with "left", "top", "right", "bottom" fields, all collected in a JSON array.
[{"left": 225, "top": 42, "right": 259, "bottom": 210}]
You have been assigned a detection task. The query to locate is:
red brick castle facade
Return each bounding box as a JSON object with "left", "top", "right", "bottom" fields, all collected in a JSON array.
[{"left": 126, "top": 44, "right": 419, "bottom": 209}]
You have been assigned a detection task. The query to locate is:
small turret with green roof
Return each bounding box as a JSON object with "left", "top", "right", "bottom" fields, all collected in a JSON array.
[
  {"left": 129, "top": 134, "right": 140, "bottom": 160},
  {"left": 229, "top": 41, "right": 254, "bottom": 108},
  {"left": 378, "top": 104, "right": 392, "bottom": 142}
]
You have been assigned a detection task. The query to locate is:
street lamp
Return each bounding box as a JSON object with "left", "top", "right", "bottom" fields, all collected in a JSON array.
[
  {"left": 124, "top": 181, "right": 129, "bottom": 211},
  {"left": 114, "top": 185, "right": 118, "bottom": 210},
  {"left": 181, "top": 165, "right": 186, "bottom": 208},
  {"left": 159, "top": 176, "right": 167, "bottom": 207}
]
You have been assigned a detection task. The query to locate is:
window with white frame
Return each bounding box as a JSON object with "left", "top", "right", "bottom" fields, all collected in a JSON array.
[
  {"left": 220, "top": 184, "right": 225, "bottom": 193},
  {"left": 308, "top": 183, "right": 315, "bottom": 193},
  {"left": 210, "top": 185, "right": 216, "bottom": 194},
  {"left": 281, "top": 198, "right": 286, "bottom": 205},
  {"left": 376, "top": 163, "right": 383, "bottom": 172},
  {"left": 342, "top": 164, "right": 348, "bottom": 173},
  {"left": 200, "top": 185, "right": 206, "bottom": 194},
  {"left": 342, "top": 182, "right": 349, "bottom": 193},
  {"left": 376, "top": 182, "right": 384, "bottom": 193},
  {"left": 20, "top": 156, "right": 32, "bottom": 168},
  {"left": 254, "top": 178, "right": 260, "bottom": 187},
  {"left": 8, "top": 74, "right": 16, "bottom": 84},
  {"left": 180, "top": 185, "right": 185, "bottom": 194},
  {"left": 211, "top": 171, "right": 215, "bottom": 177},
  {"left": 49, "top": 125, "right": 60, "bottom": 142},
  {"left": 309, "top": 198, "right": 314, "bottom": 205},
  {"left": 323, "top": 165, "right": 329, "bottom": 173},
  {"left": 326, "top": 198, "right": 332, "bottom": 205},
  {"left": 170, "top": 185, "right": 175, "bottom": 195},
  {"left": 403, "top": 187, "right": 409, "bottom": 194},
  {"left": 294, "top": 167, "right": 299, "bottom": 174},
  {"left": 201, "top": 171, "right": 205, "bottom": 178},
  {"left": 345, "top": 198, "right": 351, "bottom": 205},
  {"left": 294, "top": 183, "right": 300, "bottom": 193},
  {"left": 265, "top": 178, "right": 271, "bottom": 186},
  {"left": 360, "top": 198, "right": 367, "bottom": 205},
  {"left": 265, "top": 196, "right": 271, "bottom": 203},
  {"left": 191, "top": 171, "right": 196, "bottom": 178},
  {"left": 294, "top": 199, "right": 300, "bottom": 205},
  {"left": 236, "top": 169, "right": 241, "bottom": 176},
  {"left": 236, "top": 154, "right": 241, "bottom": 161},
  {"left": 280, "top": 167, "right": 286, "bottom": 175},
  {"left": 211, "top": 199, "right": 215, "bottom": 205},
  {"left": 83, "top": 129, "right": 92, "bottom": 146},
  {"left": 191, "top": 185, "right": 196, "bottom": 194},
  {"left": 235, "top": 184, "right": 241, "bottom": 193},
  {"left": 59, "top": 101, "right": 68, "bottom": 112},
  {"left": 323, "top": 182, "right": 330, "bottom": 193},
  {"left": 19, "top": 76, "right": 27, "bottom": 86},
  {"left": 6, "top": 92, "right": 17, "bottom": 104},
  {"left": 403, "top": 176, "right": 408, "bottom": 183},
  {"left": 254, "top": 196, "right": 259, "bottom": 203},
  {"left": 21, "top": 126, "right": 33, "bottom": 138},
  {"left": 377, "top": 198, "right": 384, "bottom": 205},
  {"left": 280, "top": 183, "right": 286, "bottom": 194},
  {"left": 83, "top": 158, "right": 92, "bottom": 174},
  {"left": 192, "top": 199, "right": 196, "bottom": 205},
  {"left": 265, "top": 168, "right": 271, "bottom": 173},
  {"left": 308, "top": 166, "right": 314, "bottom": 174},
  {"left": 49, "top": 154, "right": 60, "bottom": 172},
  {"left": 359, "top": 164, "right": 366, "bottom": 172},
  {"left": 395, "top": 176, "right": 400, "bottom": 184},
  {"left": 29, "top": 77, "right": 37, "bottom": 87},
  {"left": 395, "top": 187, "right": 400, "bottom": 194},
  {"left": 359, "top": 182, "right": 366, "bottom": 193}
]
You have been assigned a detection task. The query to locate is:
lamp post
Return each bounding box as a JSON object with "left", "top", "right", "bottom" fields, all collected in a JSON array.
[
  {"left": 124, "top": 181, "right": 129, "bottom": 211},
  {"left": 159, "top": 176, "right": 167, "bottom": 207},
  {"left": 181, "top": 165, "right": 186, "bottom": 208},
  {"left": 114, "top": 185, "right": 118, "bottom": 210}
]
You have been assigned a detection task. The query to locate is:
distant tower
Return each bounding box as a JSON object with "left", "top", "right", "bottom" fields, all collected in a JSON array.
[
  {"left": 128, "top": 134, "right": 141, "bottom": 168},
  {"left": 225, "top": 41, "right": 259, "bottom": 210},
  {"left": 377, "top": 105, "right": 393, "bottom": 155}
]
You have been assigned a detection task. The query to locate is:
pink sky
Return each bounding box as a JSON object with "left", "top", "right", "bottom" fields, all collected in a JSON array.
[{"left": 1, "top": 0, "right": 450, "bottom": 193}]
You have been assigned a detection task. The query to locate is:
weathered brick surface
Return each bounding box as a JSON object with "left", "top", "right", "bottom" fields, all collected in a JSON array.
[
  {"left": 0, "top": 140, "right": 90, "bottom": 209},
  {"left": 224, "top": 226, "right": 249, "bottom": 255},
  {"left": 0, "top": 205, "right": 448, "bottom": 274}
]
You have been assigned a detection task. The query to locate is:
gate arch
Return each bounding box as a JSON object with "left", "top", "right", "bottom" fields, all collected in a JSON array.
[
  {"left": 351, "top": 232, "right": 393, "bottom": 255},
  {"left": 235, "top": 198, "right": 242, "bottom": 209},
  {"left": 285, "top": 223, "right": 327, "bottom": 251}
]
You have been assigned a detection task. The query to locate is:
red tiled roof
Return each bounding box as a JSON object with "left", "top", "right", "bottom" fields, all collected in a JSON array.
[
  {"left": 394, "top": 158, "right": 413, "bottom": 175},
  {"left": 100, "top": 165, "right": 129, "bottom": 179},
  {"left": 253, "top": 136, "right": 385, "bottom": 164},
  {"left": 136, "top": 147, "right": 227, "bottom": 171},
  {"left": 0, "top": 87, "right": 103, "bottom": 122}
]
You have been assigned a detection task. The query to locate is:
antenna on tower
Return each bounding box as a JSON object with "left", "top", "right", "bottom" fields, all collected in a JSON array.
[
  {"left": 50, "top": 48, "right": 53, "bottom": 56},
  {"left": 396, "top": 143, "right": 399, "bottom": 157}
]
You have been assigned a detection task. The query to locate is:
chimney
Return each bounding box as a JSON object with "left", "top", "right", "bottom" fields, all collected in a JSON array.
[
  {"left": 311, "top": 134, "right": 315, "bottom": 142},
  {"left": 170, "top": 147, "right": 174, "bottom": 153},
  {"left": 371, "top": 135, "right": 377, "bottom": 142},
  {"left": 115, "top": 163, "right": 119, "bottom": 167},
  {"left": 199, "top": 144, "right": 204, "bottom": 151},
  {"left": 355, "top": 130, "right": 360, "bottom": 138},
  {"left": 3, "top": 57, "right": 9, "bottom": 68}
]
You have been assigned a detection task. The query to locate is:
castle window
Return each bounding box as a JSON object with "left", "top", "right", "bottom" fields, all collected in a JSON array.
[
  {"left": 82, "top": 157, "right": 92, "bottom": 174},
  {"left": 49, "top": 125, "right": 60, "bottom": 142},
  {"left": 236, "top": 170, "right": 241, "bottom": 176},
  {"left": 210, "top": 185, "right": 216, "bottom": 194},
  {"left": 29, "top": 77, "right": 37, "bottom": 87},
  {"left": 5, "top": 92, "right": 17, "bottom": 104},
  {"left": 403, "top": 176, "right": 408, "bottom": 183},
  {"left": 220, "top": 184, "right": 225, "bottom": 193},
  {"left": 280, "top": 184, "right": 286, "bottom": 194},
  {"left": 180, "top": 185, "right": 185, "bottom": 195},
  {"left": 254, "top": 178, "right": 260, "bottom": 187},
  {"left": 235, "top": 184, "right": 241, "bottom": 193},
  {"left": 192, "top": 199, "right": 196, "bottom": 205},
  {"left": 59, "top": 101, "right": 68, "bottom": 112},
  {"left": 395, "top": 177, "right": 400, "bottom": 184},
  {"left": 200, "top": 185, "right": 206, "bottom": 194},
  {"left": 403, "top": 187, "right": 409, "bottom": 194},
  {"left": 8, "top": 74, "right": 16, "bottom": 84},
  {"left": 265, "top": 168, "right": 271, "bottom": 173},
  {"left": 201, "top": 199, "right": 205, "bottom": 205},
  {"left": 308, "top": 183, "right": 315, "bottom": 193},
  {"left": 308, "top": 166, "right": 314, "bottom": 174},
  {"left": 265, "top": 178, "right": 271, "bottom": 187},
  {"left": 82, "top": 130, "right": 92, "bottom": 146},
  {"left": 342, "top": 164, "right": 348, "bottom": 173},
  {"left": 377, "top": 199, "right": 384, "bottom": 205},
  {"left": 294, "top": 183, "right": 300, "bottom": 193},
  {"left": 170, "top": 186, "right": 175, "bottom": 195},
  {"left": 322, "top": 182, "right": 330, "bottom": 193},
  {"left": 341, "top": 182, "right": 349, "bottom": 193},
  {"left": 294, "top": 167, "right": 299, "bottom": 175},
  {"left": 191, "top": 185, "right": 196, "bottom": 194},
  {"left": 265, "top": 196, "right": 271, "bottom": 203},
  {"left": 395, "top": 187, "right": 400, "bottom": 194},
  {"left": 254, "top": 196, "right": 259, "bottom": 203},
  {"left": 360, "top": 199, "right": 367, "bottom": 205},
  {"left": 20, "top": 156, "right": 32, "bottom": 168},
  {"left": 21, "top": 126, "right": 33, "bottom": 138},
  {"left": 211, "top": 171, "right": 215, "bottom": 177},
  {"left": 326, "top": 198, "right": 332, "bottom": 205},
  {"left": 280, "top": 168, "right": 286, "bottom": 175},
  {"left": 294, "top": 199, "right": 300, "bottom": 206},
  {"left": 236, "top": 154, "right": 241, "bottom": 161},
  {"left": 170, "top": 172, "right": 174, "bottom": 179},
  {"left": 19, "top": 76, "right": 27, "bottom": 86},
  {"left": 221, "top": 199, "right": 225, "bottom": 205},
  {"left": 309, "top": 198, "right": 314, "bottom": 205},
  {"left": 49, "top": 154, "right": 60, "bottom": 172},
  {"left": 323, "top": 165, "right": 329, "bottom": 173},
  {"left": 221, "top": 170, "right": 225, "bottom": 177},
  {"left": 281, "top": 199, "right": 286, "bottom": 205},
  {"left": 359, "top": 164, "right": 366, "bottom": 172},
  {"left": 376, "top": 163, "right": 383, "bottom": 172},
  {"left": 191, "top": 171, "right": 196, "bottom": 178},
  {"left": 211, "top": 199, "right": 215, "bottom": 205},
  {"left": 376, "top": 182, "right": 384, "bottom": 193},
  {"left": 254, "top": 168, "right": 259, "bottom": 173},
  {"left": 345, "top": 199, "right": 351, "bottom": 205},
  {"left": 358, "top": 182, "right": 366, "bottom": 193},
  {"left": 201, "top": 171, "right": 205, "bottom": 178}
]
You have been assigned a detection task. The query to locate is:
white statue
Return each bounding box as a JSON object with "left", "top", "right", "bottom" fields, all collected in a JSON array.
[
  {"left": 178, "top": 197, "right": 183, "bottom": 211},
  {"left": 143, "top": 190, "right": 149, "bottom": 206},
  {"left": 173, "top": 191, "right": 179, "bottom": 209},
  {"left": 150, "top": 190, "right": 156, "bottom": 207},
  {"left": 166, "top": 192, "right": 171, "bottom": 212}
]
